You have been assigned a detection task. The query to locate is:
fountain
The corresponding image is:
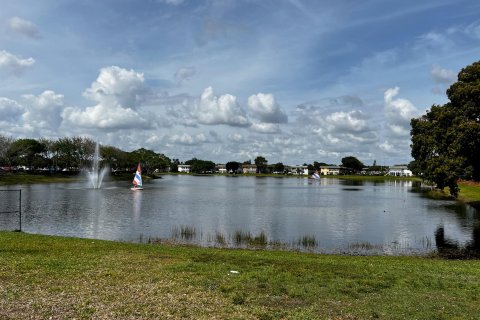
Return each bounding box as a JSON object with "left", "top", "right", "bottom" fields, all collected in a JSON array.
[{"left": 87, "top": 141, "right": 109, "bottom": 189}]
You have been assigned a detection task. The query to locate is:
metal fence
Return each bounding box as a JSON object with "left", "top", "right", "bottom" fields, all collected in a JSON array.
[{"left": 0, "top": 190, "right": 22, "bottom": 232}]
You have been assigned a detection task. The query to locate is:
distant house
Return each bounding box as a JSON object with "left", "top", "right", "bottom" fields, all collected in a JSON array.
[
  {"left": 242, "top": 164, "right": 257, "bottom": 174},
  {"left": 178, "top": 164, "right": 191, "bottom": 173},
  {"left": 286, "top": 165, "right": 309, "bottom": 175},
  {"left": 320, "top": 166, "right": 341, "bottom": 175},
  {"left": 215, "top": 164, "right": 227, "bottom": 174},
  {"left": 388, "top": 165, "right": 412, "bottom": 177}
]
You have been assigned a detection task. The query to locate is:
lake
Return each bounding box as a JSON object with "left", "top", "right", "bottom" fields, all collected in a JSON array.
[{"left": 1, "top": 175, "right": 479, "bottom": 254}]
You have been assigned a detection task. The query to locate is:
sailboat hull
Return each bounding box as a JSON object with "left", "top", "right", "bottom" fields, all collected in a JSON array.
[{"left": 130, "top": 187, "right": 143, "bottom": 191}]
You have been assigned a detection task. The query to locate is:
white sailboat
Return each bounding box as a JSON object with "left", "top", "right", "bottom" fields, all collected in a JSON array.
[
  {"left": 131, "top": 163, "right": 144, "bottom": 190},
  {"left": 309, "top": 170, "right": 320, "bottom": 180}
]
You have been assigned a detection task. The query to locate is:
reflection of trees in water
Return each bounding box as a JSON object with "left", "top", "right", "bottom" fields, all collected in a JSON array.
[{"left": 435, "top": 224, "right": 480, "bottom": 258}]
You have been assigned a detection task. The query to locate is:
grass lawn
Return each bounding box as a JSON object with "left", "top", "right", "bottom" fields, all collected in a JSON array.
[{"left": 1, "top": 232, "right": 479, "bottom": 319}]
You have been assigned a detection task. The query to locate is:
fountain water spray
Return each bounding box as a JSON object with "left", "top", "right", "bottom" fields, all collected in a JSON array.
[{"left": 87, "top": 141, "right": 109, "bottom": 189}]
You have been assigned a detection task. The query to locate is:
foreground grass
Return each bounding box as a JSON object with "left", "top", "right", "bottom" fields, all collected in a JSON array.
[{"left": 1, "top": 232, "right": 479, "bottom": 319}]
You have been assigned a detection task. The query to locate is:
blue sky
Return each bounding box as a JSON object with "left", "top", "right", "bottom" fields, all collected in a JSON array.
[{"left": 1, "top": 0, "right": 479, "bottom": 165}]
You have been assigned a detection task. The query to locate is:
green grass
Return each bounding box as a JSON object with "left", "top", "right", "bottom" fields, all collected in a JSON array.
[
  {"left": 1, "top": 232, "right": 479, "bottom": 319},
  {"left": 0, "top": 173, "right": 79, "bottom": 185}
]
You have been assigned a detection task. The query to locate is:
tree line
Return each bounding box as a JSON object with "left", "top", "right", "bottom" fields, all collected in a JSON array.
[
  {"left": 0, "top": 136, "right": 171, "bottom": 175},
  {"left": 0, "top": 135, "right": 385, "bottom": 176}
]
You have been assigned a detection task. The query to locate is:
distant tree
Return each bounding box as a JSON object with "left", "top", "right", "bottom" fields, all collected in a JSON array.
[
  {"left": 130, "top": 148, "right": 171, "bottom": 174},
  {"left": 411, "top": 60, "right": 480, "bottom": 196},
  {"left": 273, "top": 162, "right": 285, "bottom": 173},
  {"left": 341, "top": 156, "right": 364, "bottom": 174},
  {"left": 243, "top": 160, "right": 251, "bottom": 165},
  {"left": 8, "top": 138, "right": 46, "bottom": 169},
  {"left": 0, "top": 135, "right": 14, "bottom": 165},
  {"left": 254, "top": 156, "right": 268, "bottom": 173},
  {"left": 226, "top": 161, "right": 240, "bottom": 173},
  {"left": 185, "top": 158, "right": 215, "bottom": 173},
  {"left": 101, "top": 145, "right": 129, "bottom": 170}
]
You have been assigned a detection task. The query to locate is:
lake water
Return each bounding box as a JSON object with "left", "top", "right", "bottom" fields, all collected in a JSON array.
[{"left": 1, "top": 175, "right": 479, "bottom": 254}]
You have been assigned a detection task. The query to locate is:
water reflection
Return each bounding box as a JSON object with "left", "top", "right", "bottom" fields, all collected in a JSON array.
[
  {"left": 435, "top": 224, "right": 480, "bottom": 257},
  {"left": 2, "top": 176, "right": 479, "bottom": 255}
]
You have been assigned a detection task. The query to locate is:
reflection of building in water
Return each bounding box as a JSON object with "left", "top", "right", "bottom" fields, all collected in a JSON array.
[{"left": 388, "top": 165, "right": 413, "bottom": 177}]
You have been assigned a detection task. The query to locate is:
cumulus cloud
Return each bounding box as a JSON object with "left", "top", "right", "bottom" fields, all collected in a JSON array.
[
  {"left": 196, "top": 86, "right": 250, "bottom": 127},
  {"left": 247, "top": 93, "right": 287, "bottom": 123},
  {"left": 22, "top": 91, "right": 65, "bottom": 131},
  {"left": 325, "top": 110, "right": 369, "bottom": 133},
  {"left": 7, "top": 16, "right": 40, "bottom": 38},
  {"left": 431, "top": 65, "right": 456, "bottom": 84},
  {"left": 0, "top": 50, "right": 35, "bottom": 75},
  {"left": 384, "top": 87, "right": 418, "bottom": 137},
  {"left": 0, "top": 97, "right": 24, "bottom": 122},
  {"left": 63, "top": 66, "right": 153, "bottom": 130},
  {"left": 83, "top": 66, "right": 146, "bottom": 108}
]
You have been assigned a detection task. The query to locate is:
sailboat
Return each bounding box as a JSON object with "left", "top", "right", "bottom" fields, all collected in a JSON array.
[
  {"left": 131, "top": 163, "right": 144, "bottom": 190},
  {"left": 309, "top": 170, "right": 320, "bottom": 180}
]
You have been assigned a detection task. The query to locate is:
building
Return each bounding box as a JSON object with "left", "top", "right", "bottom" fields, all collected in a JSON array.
[
  {"left": 286, "top": 165, "right": 309, "bottom": 175},
  {"left": 178, "top": 164, "right": 191, "bottom": 173},
  {"left": 242, "top": 164, "right": 257, "bottom": 174},
  {"left": 215, "top": 164, "right": 227, "bottom": 174},
  {"left": 320, "top": 166, "right": 341, "bottom": 175},
  {"left": 388, "top": 165, "right": 412, "bottom": 177}
]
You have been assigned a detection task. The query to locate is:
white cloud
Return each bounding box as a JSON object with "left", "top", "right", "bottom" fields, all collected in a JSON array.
[
  {"left": 21, "top": 91, "right": 65, "bottom": 131},
  {"left": 384, "top": 87, "right": 418, "bottom": 137},
  {"left": 196, "top": 86, "right": 250, "bottom": 127},
  {"left": 325, "top": 110, "right": 369, "bottom": 133},
  {"left": 247, "top": 93, "right": 287, "bottom": 123},
  {"left": 83, "top": 66, "right": 146, "bottom": 108},
  {"left": 63, "top": 66, "right": 153, "bottom": 130},
  {"left": 7, "top": 16, "right": 40, "bottom": 38},
  {"left": 0, "top": 97, "right": 24, "bottom": 122},
  {"left": 251, "top": 122, "right": 281, "bottom": 134},
  {"left": 431, "top": 65, "right": 456, "bottom": 84},
  {"left": 0, "top": 50, "right": 35, "bottom": 75},
  {"left": 168, "top": 133, "right": 207, "bottom": 145}
]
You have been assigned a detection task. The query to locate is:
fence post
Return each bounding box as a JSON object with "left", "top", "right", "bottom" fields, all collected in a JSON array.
[{"left": 19, "top": 189, "right": 22, "bottom": 232}]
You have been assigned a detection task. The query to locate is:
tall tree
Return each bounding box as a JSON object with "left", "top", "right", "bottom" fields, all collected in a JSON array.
[
  {"left": 254, "top": 156, "right": 268, "bottom": 174},
  {"left": 411, "top": 60, "right": 480, "bottom": 196},
  {"left": 341, "top": 156, "right": 364, "bottom": 174}
]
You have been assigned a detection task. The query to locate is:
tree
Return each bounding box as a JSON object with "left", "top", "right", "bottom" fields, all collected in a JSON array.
[
  {"left": 254, "top": 156, "right": 268, "bottom": 174},
  {"left": 8, "top": 138, "right": 46, "bottom": 169},
  {"left": 341, "top": 156, "right": 364, "bottom": 174},
  {"left": 185, "top": 158, "right": 215, "bottom": 173},
  {"left": 0, "top": 135, "right": 14, "bottom": 166},
  {"left": 273, "top": 162, "right": 285, "bottom": 173},
  {"left": 411, "top": 60, "right": 480, "bottom": 197},
  {"left": 226, "top": 161, "right": 240, "bottom": 173}
]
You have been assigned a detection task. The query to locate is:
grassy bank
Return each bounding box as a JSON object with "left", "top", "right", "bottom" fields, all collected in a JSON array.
[
  {"left": 1, "top": 232, "right": 479, "bottom": 319},
  {"left": 0, "top": 173, "right": 79, "bottom": 185}
]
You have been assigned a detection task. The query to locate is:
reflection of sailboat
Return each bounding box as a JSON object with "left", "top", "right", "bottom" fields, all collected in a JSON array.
[{"left": 131, "top": 163, "right": 144, "bottom": 191}]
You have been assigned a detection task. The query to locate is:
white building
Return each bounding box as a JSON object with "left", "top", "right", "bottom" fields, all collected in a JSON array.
[
  {"left": 178, "top": 164, "right": 191, "bottom": 173},
  {"left": 388, "top": 165, "right": 413, "bottom": 177},
  {"left": 287, "top": 165, "right": 309, "bottom": 175}
]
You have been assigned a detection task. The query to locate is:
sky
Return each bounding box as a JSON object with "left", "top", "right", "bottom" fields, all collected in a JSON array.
[{"left": 1, "top": 0, "right": 479, "bottom": 166}]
